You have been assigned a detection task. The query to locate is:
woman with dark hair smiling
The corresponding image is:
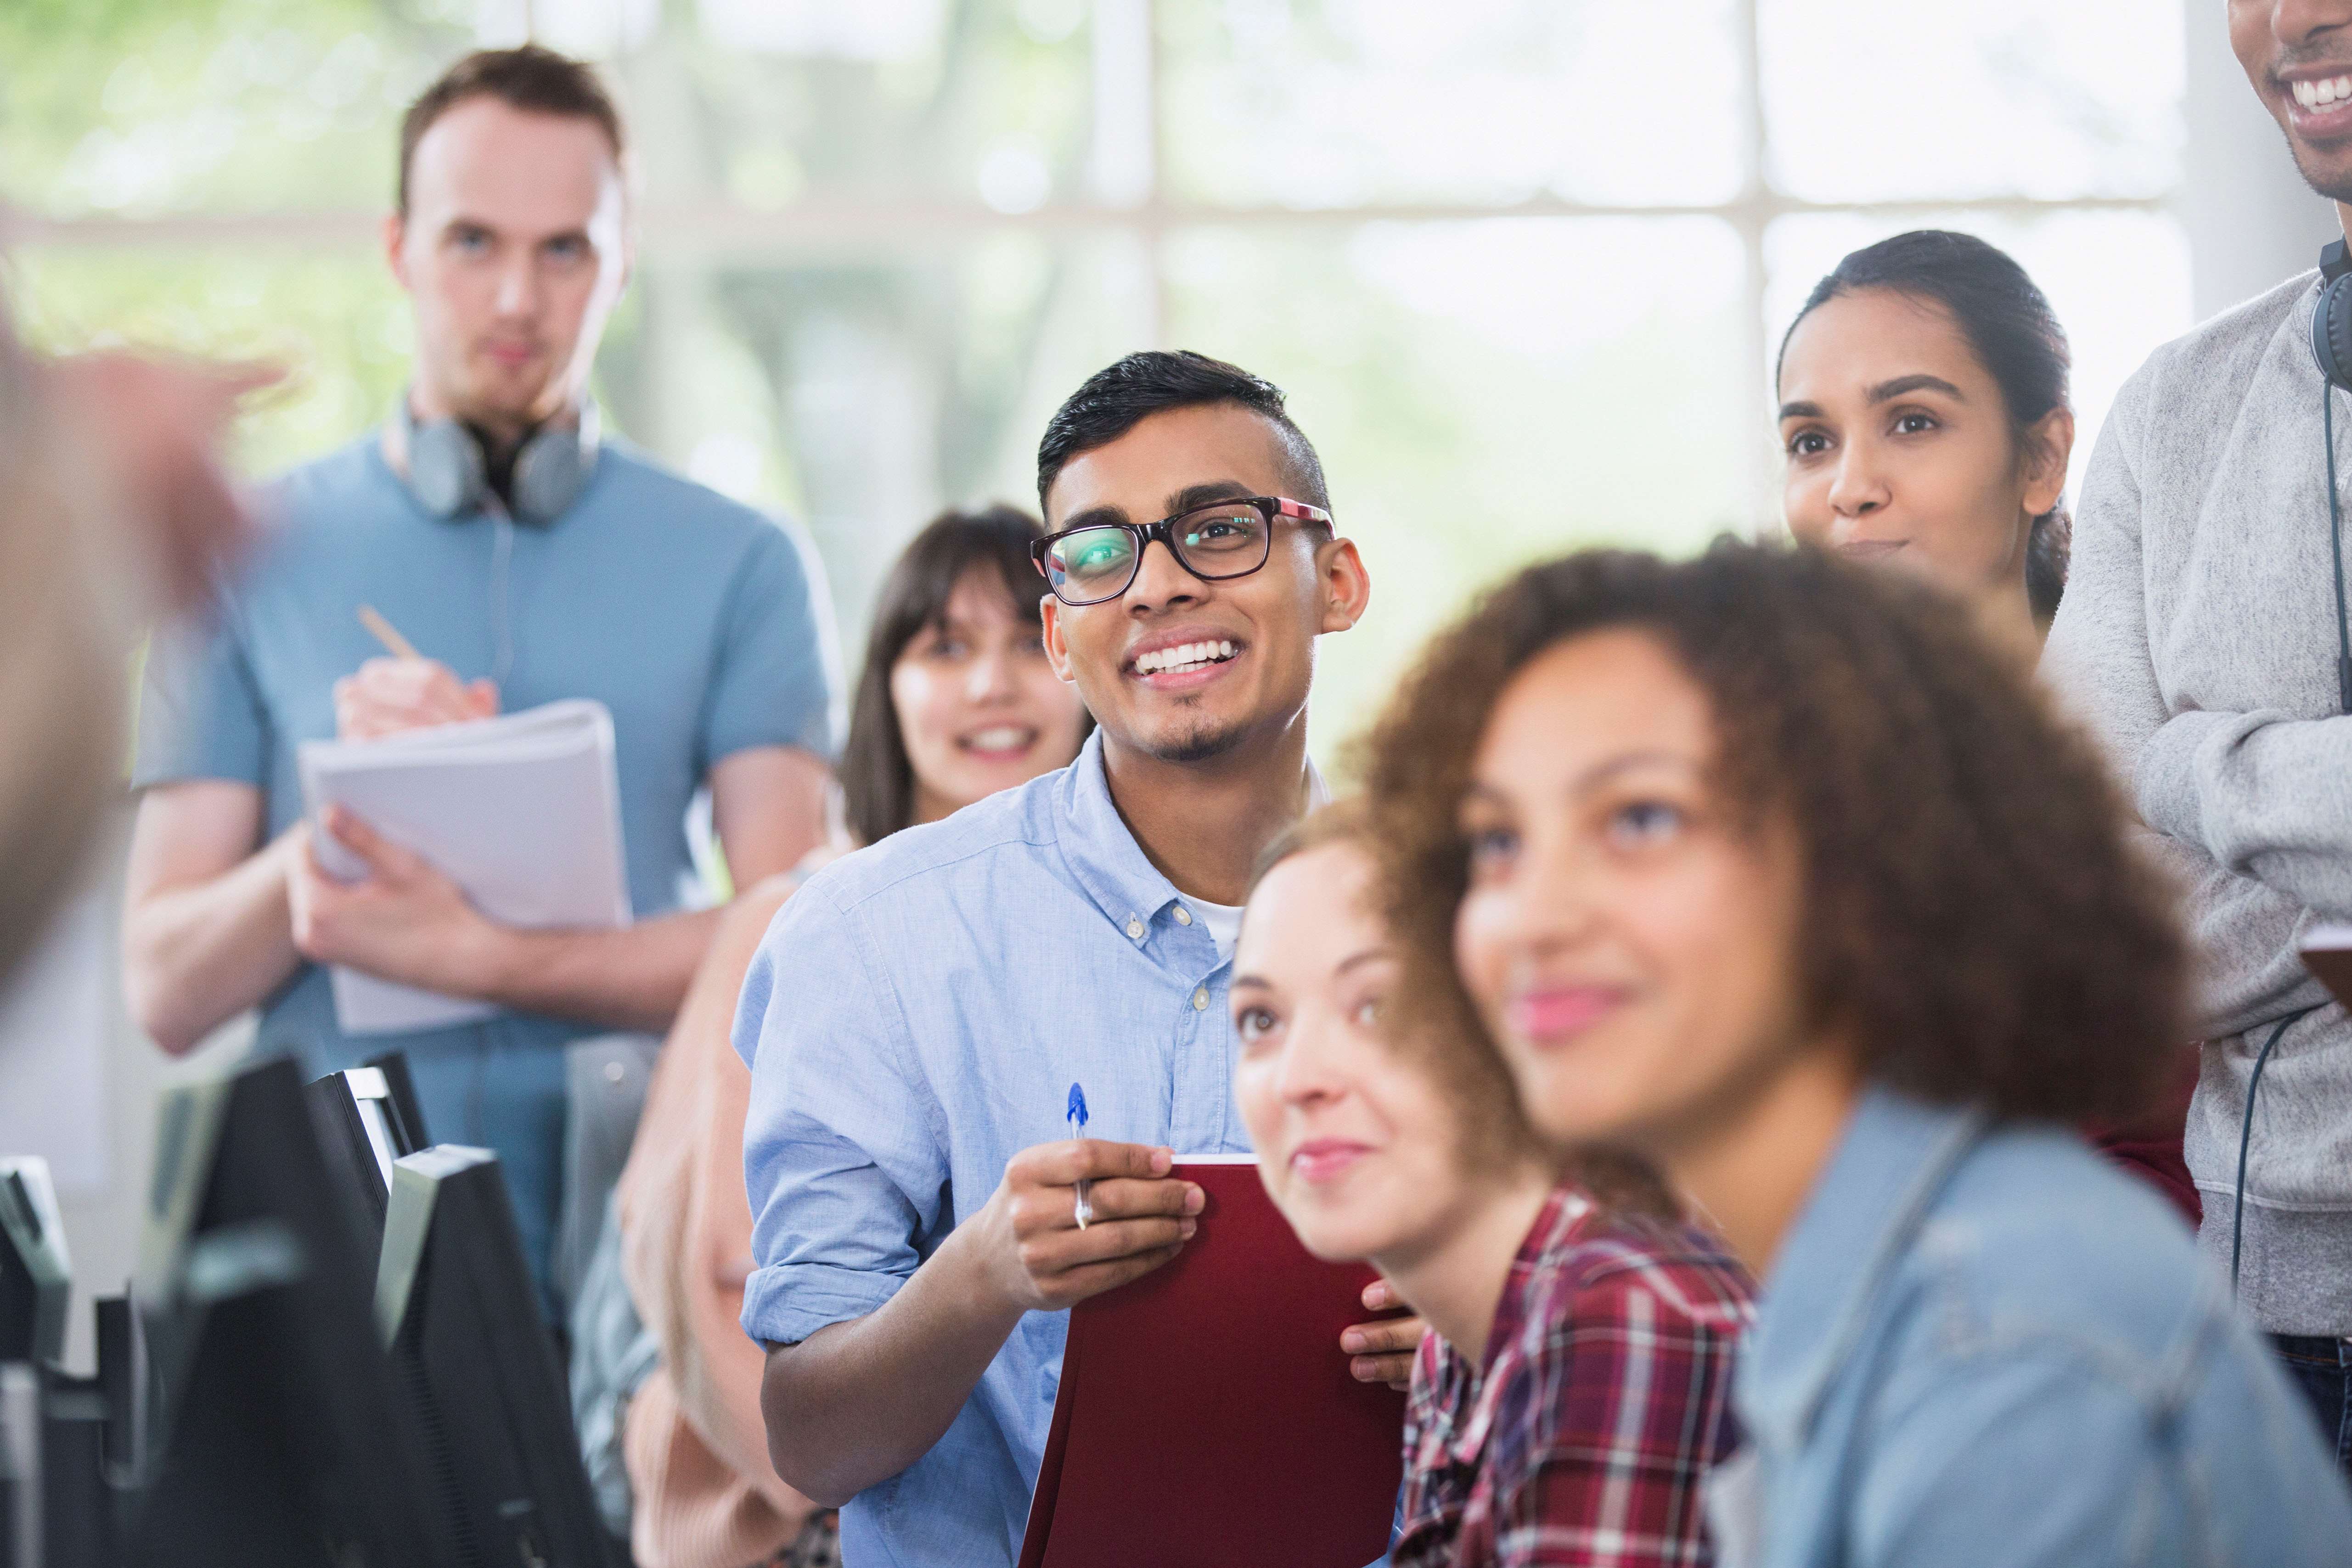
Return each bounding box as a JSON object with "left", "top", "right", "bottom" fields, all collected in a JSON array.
[
  {"left": 1779, "top": 230, "right": 2201, "bottom": 1227},
  {"left": 1777, "top": 230, "right": 2073, "bottom": 653},
  {"left": 1231, "top": 801, "right": 1752, "bottom": 1568},
  {"left": 1362, "top": 542, "right": 2352, "bottom": 1566},
  {"left": 608, "top": 506, "right": 1088, "bottom": 1568}
]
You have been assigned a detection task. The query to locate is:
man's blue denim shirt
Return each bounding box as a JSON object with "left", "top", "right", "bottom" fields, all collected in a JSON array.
[
  {"left": 737, "top": 731, "right": 1266, "bottom": 1567},
  {"left": 1709, "top": 1086, "right": 2352, "bottom": 1567}
]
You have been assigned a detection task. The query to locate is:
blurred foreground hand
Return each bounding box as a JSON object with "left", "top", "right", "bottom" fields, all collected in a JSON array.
[{"left": 44, "top": 351, "right": 281, "bottom": 612}]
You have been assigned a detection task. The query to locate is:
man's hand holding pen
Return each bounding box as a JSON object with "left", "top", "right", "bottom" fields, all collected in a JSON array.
[{"left": 968, "top": 1140, "right": 1204, "bottom": 1314}]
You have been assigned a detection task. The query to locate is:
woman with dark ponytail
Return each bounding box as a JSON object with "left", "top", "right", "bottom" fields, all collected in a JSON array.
[
  {"left": 1778, "top": 230, "right": 2203, "bottom": 1229},
  {"left": 1776, "top": 229, "right": 2075, "bottom": 650}
]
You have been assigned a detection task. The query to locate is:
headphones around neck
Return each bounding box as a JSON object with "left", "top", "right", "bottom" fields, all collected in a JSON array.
[{"left": 394, "top": 395, "right": 599, "bottom": 526}]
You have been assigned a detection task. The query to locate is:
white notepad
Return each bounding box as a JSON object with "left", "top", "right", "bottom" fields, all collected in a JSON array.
[{"left": 297, "top": 699, "right": 632, "bottom": 1036}]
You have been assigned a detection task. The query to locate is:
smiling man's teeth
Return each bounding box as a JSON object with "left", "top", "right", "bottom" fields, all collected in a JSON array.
[
  {"left": 963, "top": 726, "right": 1033, "bottom": 752},
  {"left": 2295, "top": 75, "right": 2352, "bottom": 109},
  {"left": 1135, "top": 639, "right": 1238, "bottom": 676}
]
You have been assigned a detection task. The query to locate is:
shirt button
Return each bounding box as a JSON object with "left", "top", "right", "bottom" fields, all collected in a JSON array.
[
  {"left": 1174, "top": 906, "right": 1193, "bottom": 926},
  {"left": 1193, "top": 988, "right": 1210, "bottom": 1011},
  {"left": 1125, "top": 919, "right": 1144, "bottom": 940}
]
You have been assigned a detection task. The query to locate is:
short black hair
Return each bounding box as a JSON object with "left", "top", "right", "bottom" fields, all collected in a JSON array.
[
  {"left": 1035, "top": 350, "right": 1330, "bottom": 515},
  {"left": 399, "top": 46, "right": 625, "bottom": 218}
]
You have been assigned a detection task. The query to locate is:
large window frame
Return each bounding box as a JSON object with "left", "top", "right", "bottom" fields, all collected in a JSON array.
[{"left": 0, "top": 0, "right": 2181, "bottom": 520}]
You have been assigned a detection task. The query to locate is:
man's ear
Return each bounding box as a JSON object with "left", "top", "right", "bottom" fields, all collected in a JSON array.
[
  {"left": 382, "top": 213, "right": 411, "bottom": 291},
  {"left": 1316, "top": 535, "right": 1371, "bottom": 635},
  {"left": 1041, "top": 594, "right": 1078, "bottom": 683}
]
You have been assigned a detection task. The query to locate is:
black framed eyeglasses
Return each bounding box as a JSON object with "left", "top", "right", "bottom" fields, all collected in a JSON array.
[{"left": 1029, "top": 495, "right": 1334, "bottom": 607}]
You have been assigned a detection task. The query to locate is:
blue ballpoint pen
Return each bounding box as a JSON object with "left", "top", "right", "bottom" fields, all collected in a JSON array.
[{"left": 1067, "top": 1083, "right": 1092, "bottom": 1229}]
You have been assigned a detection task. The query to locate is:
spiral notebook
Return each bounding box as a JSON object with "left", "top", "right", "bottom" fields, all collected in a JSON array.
[
  {"left": 297, "top": 699, "right": 631, "bottom": 1035},
  {"left": 1015, "top": 1155, "right": 1406, "bottom": 1568}
]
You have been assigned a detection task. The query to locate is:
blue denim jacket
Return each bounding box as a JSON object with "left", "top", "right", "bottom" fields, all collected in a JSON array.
[{"left": 1709, "top": 1087, "right": 2352, "bottom": 1568}]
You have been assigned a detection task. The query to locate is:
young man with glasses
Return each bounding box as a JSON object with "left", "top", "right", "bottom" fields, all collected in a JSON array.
[{"left": 737, "top": 351, "right": 1411, "bottom": 1565}]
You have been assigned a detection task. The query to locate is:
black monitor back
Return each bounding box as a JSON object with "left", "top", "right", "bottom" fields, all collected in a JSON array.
[
  {"left": 0, "top": 1160, "right": 70, "bottom": 1367},
  {"left": 126, "top": 1056, "right": 456, "bottom": 1568},
  {"left": 362, "top": 1051, "right": 430, "bottom": 1152},
  {"left": 379, "top": 1146, "right": 612, "bottom": 1568},
  {"left": 305, "top": 1057, "right": 430, "bottom": 1248}
]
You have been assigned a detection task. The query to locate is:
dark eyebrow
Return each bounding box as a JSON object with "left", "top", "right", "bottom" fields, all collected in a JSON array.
[
  {"left": 1778, "top": 399, "right": 1823, "bottom": 422},
  {"left": 1460, "top": 749, "right": 1700, "bottom": 813},
  {"left": 1166, "top": 480, "right": 1257, "bottom": 515},
  {"left": 1053, "top": 501, "right": 1130, "bottom": 533},
  {"left": 1570, "top": 750, "right": 1699, "bottom": 794},
  {"left": 1866, "top": 374, "right": 1964, "bottom": 405},
  {"left": 1052, "top": 479, "right": 1258, "bottom": 535}
]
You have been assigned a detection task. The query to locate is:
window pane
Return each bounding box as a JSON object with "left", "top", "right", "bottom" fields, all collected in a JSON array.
[
  {"left": 1764, "top": 210, "right": 2194, "bottom": 503},
  {"left": 0, "top": 1, "right": 1097, "bottom": 218},
  {"left": 6, "top": 246, "right": 409, "bottom": 474},
  {"left": 1162, "top": 0, "right": 1744, "bottom": 209},
  {"left": 1161, "top": 218, "right": 1749, "bottom": 753},
  {"left": 0, "top": 1, "right": 463, "bottom": 218},
  {"left": 583, "top": 234, "right": 1154, "bottom": 647},
  {"left": 1760, "top": 0, "right": 2184, "bottom": 202}
]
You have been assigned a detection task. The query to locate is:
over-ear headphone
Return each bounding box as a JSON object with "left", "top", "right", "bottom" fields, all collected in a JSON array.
[{"left": 394, "top": 396, "right": 599, "bottom": 526}]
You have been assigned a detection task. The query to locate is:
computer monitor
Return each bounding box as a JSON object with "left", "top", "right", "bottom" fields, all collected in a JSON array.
[
  {"left": 305, "top": 1057, "right": 428, "bottom": 1244},
  {"left": 124, "top": 1056, "right": 457, "bottom": 1568},
  {"left": 0, "top": 1159, "right": 70, "bottom": 1368},
  {"left": 361, "top": 1051, "right": 430, "bottom": 1152},
  {"left": 378, "top": 1145, "right": 613, "bottom": 1568}
]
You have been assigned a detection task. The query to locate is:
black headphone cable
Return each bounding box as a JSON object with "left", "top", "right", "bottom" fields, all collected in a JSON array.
[{"left": 2324, "top": 383, "right": 2352, "bottom": 712}]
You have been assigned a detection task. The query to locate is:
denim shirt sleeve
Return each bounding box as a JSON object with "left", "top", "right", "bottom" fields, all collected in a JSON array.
[
  {"left": 737, "top": 877, "right": 946, "bottom": 1348},
  {"left": 1853, "top": 1348, "right": 2158, "bottom": 1568}
]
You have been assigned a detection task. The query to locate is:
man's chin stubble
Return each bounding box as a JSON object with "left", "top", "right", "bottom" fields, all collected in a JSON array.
[
  {"left": 1144, "top": 716, "right": 1247, "bottom": 766},
  {"left": 2287, "top": 133, "right": 2352, "bottom": 207}
]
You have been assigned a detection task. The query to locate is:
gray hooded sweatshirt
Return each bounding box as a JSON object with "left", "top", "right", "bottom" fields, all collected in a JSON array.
[{"left": 2044, "top": 269, "right": 2352, "bottom": 1337}]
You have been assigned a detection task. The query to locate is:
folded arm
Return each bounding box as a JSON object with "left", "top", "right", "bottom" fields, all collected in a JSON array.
[
  {"left": 2040, "top": 381, "right": 2349, "bottom": 1019},
  {"left": 2134, "top": 708, "right": 2352, "bottom": 916}
]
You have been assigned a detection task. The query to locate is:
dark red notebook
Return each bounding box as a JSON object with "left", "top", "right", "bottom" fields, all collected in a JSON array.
[{"left": 1015, "top": 1156, "right": 1407, "bottom": 1568}]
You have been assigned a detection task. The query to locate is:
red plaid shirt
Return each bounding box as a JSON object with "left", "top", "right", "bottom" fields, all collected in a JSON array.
[{"left": 1392, "top": 1186, "right": 1755, "bottom": 1568}]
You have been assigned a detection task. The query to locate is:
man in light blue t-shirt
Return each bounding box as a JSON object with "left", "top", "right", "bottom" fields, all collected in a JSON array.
[{"left": 124, "top": 46, "right": 837, "bottom": 1306}]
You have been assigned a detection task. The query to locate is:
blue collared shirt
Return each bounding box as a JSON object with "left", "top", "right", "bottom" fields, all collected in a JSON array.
[
  {"left": 738, "top": 731, "right": 1274, "bottom": 1567},
  {"left": 135, "top": 433, "right": 838, "bottom": 1298},
  {"left": 1710, "top": 1086, "right": 2352, "bottom": 1568}
]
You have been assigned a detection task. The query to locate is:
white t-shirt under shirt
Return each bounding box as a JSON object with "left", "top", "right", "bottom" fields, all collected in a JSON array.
[
  {"left": 1192, "top": 899, "right": 1244, "bottom": 963},
  {"left": 1187, "top": 764, "right": 1325, "bottom": 964}
]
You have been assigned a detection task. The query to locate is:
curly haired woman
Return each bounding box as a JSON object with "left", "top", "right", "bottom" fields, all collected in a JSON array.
[{"left": 1361, "top": 541, "right": 2352, "bottom": 1567}]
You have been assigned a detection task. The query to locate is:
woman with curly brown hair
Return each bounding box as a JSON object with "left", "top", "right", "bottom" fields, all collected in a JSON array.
[
  {"left": 1231, "top": 802, "right": 1752, "bottom": 1568},
  {"left": 1360, "top": 540, "right": 2352, "bottom": 1567}
]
